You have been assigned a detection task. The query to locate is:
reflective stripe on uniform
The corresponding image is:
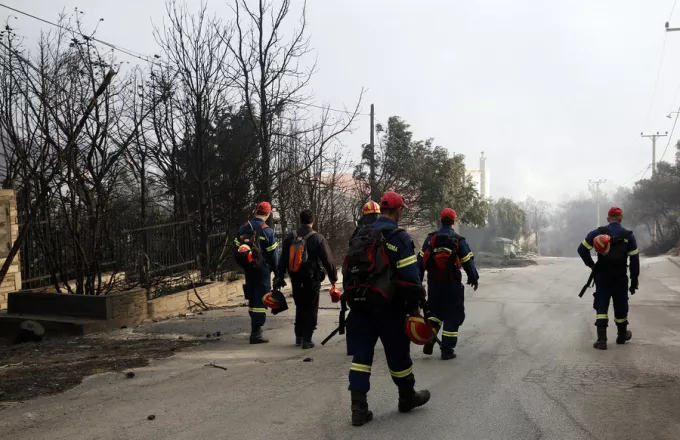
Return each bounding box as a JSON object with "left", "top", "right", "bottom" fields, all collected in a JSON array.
[
  {"left": 234, "top": 238, "right": 241, "bottom": 246},
  {"left": 596, "top": 314, "right": 608, "bottom": 320},
  {"left": 266, "top": 242, "right": 278, "bottom": 252},
  {"left": 396, "top": 255, "right": 417, "bottom": 268},
  {"left": 389, "top": 366, "right": 413, "bottom": 378},
  {"left": 419, "top": 250, "right": 425, "bottom": 257},
  {"left": 582, "top": 240, "right": 593, "bottom": 250},
  {"left": 433, "top": 247, "right": 453, "bottom": 254},
  {"left": 350, "top": 363, "right": 372, "bottom": 374},
  {"left": 386, "top": 243, "right": 398, "bottom": 252},
  {"left": 628, "top": 249, "right": 639, "bottom": 256},
  {"left": 614, "top": 317, "right": 628, "bottom": 324},
  {"left": 259, "top": 236, "right": 266, "bottom": 241},
  {"left": 460, "top": 252, "right": 473, "bottom": 263},
  {"left": 249, "top": 308, "right": 267, "bottom": 313},
  {"left": 428, "top": 316, "right": 442, "bottom": 325},
  {"left": 442, "top": 330, "right": 458, "bottom": 338}
]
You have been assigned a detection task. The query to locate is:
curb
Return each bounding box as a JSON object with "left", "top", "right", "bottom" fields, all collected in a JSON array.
[{"left": 667, "top": 257, "right": 680, "bottom": 269}]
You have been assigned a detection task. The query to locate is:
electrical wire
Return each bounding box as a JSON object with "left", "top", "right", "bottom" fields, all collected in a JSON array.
[
  {"left": 0, "top": 2, "right": 365, "bottom": 117},
  {"left": 659, "top": 108, "right": 679, "bottom": 162}
]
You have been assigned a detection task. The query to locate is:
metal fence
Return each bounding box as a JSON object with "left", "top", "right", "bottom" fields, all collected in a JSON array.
[{"left": 19, "top": 213, "right": 236, "bottom": 292}]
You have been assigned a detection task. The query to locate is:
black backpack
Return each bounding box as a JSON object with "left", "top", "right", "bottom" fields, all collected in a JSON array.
[
  {"left": 234, "top": 221, "right": 268, "bottom": 270},
  {"left": 342, "top": 226, "right": 402, "bottom": 306},
  {"left": 597, "top": 226, "right": 631, "bottom": 276},
  {"left": 422, "top": 232, "right": 462, "bottom": 281}
]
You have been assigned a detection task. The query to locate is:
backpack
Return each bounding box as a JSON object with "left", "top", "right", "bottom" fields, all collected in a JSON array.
[
  {"left": 422, "top": 231, "right": 462, "bottom": 281},
  {"left": 234, "top": 221, "right": 268, "bottom": 270},
  {"left": 288, "top": 230, "right": 316, "bottom": 274},
  {"left": 342, "top": 226, "right": 403, "bottom": 306},
  {"left": 596, "top": 226, "right": 631, "bottom": 277}
]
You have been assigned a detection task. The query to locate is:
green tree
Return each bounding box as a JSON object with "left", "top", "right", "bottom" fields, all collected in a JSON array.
[
  {"left": 488, "top": 198, "right": 525, "bottom": 240},
  {"left": 354, "top": 116, "right": 487, "bottom": 227}
]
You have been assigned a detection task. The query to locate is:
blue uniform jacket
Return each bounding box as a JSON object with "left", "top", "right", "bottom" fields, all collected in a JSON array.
[
  {"left": 371, "top": 216, "right": 421, "bottom": 285},
  {"left": 577, "top": 222, "right": 640, "bottom": 280},
  {"left": 235, "top": 217, "right": 279, "bottom": 278},
  {"left": 417, "top": 226, "right": 479, "bottom": 283}
]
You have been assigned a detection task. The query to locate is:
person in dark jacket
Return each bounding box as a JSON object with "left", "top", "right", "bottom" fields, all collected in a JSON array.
[
  {"left": 351, "top": 201, "right": 381, "bottom": 238},
  {"left": 578, "top": 206, "right": 640, "bottom": 350},
  {"left": 277, "top": 210, "right": 338, "bottom": 349},
  {"left": 418, "top": 208, "right": 479, "bottom": 360}
]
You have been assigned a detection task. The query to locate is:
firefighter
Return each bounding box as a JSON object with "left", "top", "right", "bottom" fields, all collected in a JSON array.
[
  {"left": 578, "top": 206, "right": 640, "bottom": 350},
  {"left": 418, "top": 208, "right": 479, "bottom": 360},
  {"left": 276, "top": 209, "right": 338, "bottom": 349},
  {"left": 343, "top": 192, "right": 430, "bottom": 427},
  {"left": 351, "top": 200, "right": 381, "bottom": 238},
  {"left": 234, "top": 202, "right": 279, "bottom": 344}
]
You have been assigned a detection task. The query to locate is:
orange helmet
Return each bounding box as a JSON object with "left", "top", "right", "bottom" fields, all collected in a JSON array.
[
  {"left": 593, "top": 234, "right": 611, "bottom": 256},
  {"left": 362, "top": 200, "right": 381, "bottom": 216},
  {"left": 404, "top": 315, "right": 434, "bottom": 345},
  {"left": 262, "top": 292, "right": 280, "bottom": 309}
]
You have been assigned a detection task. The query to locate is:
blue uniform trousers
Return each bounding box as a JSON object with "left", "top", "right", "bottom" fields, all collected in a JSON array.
[
  {"left": 346, "top": 304, "right": 415, "bottom": 393},
  {"left": 428, "top": 282, "right": 465, "bottom": 350},
  {"left": 244, "top": 265, "right": 271, "bottom": 327},
  {"left": 593, "top": 274, "right": 629, "bottom": 328}
]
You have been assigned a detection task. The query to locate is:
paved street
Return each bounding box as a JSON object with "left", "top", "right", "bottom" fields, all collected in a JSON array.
[{"left": 2, "top": 257, "right": 680, "bottom": 440}]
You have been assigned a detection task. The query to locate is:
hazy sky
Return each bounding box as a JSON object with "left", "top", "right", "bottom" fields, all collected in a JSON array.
[{"left": 3, "top": 0, "right": 680, "bottom": 204}]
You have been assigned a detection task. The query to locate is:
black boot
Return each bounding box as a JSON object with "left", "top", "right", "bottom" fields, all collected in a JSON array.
[
  {"left": 593, "top": 326, "right": 607, "bottom": 350},
  {"left": 423, "top": 342, "right": 434, "bottom": 356},
  {"left": 616, "top": 323, "right": 632, "bottom": 345},
  {"left": 398, "top": 388, "right": 431, "bottom": 413},
  {"left": 249, "top": 325, "right": 269, "bottom": 344},
  {"left": 441, "top": 348, "right": 456, "bottom": 360},
  {"left": 302, "top": 338, "right": 315, "bottom": 349},
  {"left": 351, "top": 391, "right": 373, "bottom": 426},
  {"left": 295, "top": 336, "right": 303, "bottom": 347}
]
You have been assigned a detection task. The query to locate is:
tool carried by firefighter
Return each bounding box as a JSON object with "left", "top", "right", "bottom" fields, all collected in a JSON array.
[
  {"left": 578, "top": 271, "right": 595, "bottom": 298},
  {"left": 322, "top": 293, "right": 348, "bottom": 345}
]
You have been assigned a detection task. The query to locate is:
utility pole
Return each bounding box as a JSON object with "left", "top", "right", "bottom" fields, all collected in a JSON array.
[
  {"left": 588, "top": 179, "right": 606, "bottom": 226},
  {"left": 369, "top": 104, "right": 378, "bottom": 201},
  {"left": 640, "top": 131, "right": 667, "bottom": 176}
]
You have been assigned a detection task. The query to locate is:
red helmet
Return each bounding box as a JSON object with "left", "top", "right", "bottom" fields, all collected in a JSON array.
[
  {"left": 404, "top": 315, "right": 434, "bottom": 345},
  {"left": 362, "top": 201, "right": 381, "bottom": 216},
  {"left": 262, "top": 292, "right": 280, "bottom": 309},
  {"left": 238, "top": 244, "right": 254, "bottom": 263},
  {"left": 593, "top": 234, "right": 611, "bottom": 256}
]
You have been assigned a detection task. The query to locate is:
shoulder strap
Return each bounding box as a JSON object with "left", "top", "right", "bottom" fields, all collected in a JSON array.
[
  {"left": 597, "top": 226, "right": 609, "bottom": 234},
  {"left": 303, "top": 230, "right": 316, "bottom": 240},
  {"left": 382, "top": 227, "right": 404, "bottom": 241}
]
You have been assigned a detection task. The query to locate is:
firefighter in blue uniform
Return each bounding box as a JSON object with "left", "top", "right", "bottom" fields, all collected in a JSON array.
[
  {"left": 345, "top": 192, "right": 430, "bottom": 426},
  {"left": 578, "top": 206, "right": 639, "bottom": 350},
  {"left": 352, "top": 200, "right": 381, "bottom": 238},
  {"left": 234, "top": 201, "right": 279, "bottom": 344},
  {"left": 418, "top": 208, "right": 479, "bottom": 360}
]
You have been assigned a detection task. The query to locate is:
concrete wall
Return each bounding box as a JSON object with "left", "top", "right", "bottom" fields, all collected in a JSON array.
[
  {"left": 147, "top": 280, "right": 244, "bottom": 319},
  {"left": 108, "top": 289, "right": 148, "bottom": 325},
  {"left": 0, "top": 190, "right": 20, "bottom": 310}
]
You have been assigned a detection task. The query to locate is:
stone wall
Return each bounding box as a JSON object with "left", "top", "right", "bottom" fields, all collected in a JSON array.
[
  {"left": 108, "top": 289, "right": 148, "bottom": 325},
  {"left": 147, "top": 280, "right": 244, "bottom": 319},
  {"left": 0, "top": 190, "right": 20, "bottom": 310}
]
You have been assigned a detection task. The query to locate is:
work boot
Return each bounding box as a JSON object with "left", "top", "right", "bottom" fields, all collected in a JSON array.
[
  {"left": 616, "top": 324, "right": 632, "bottom": 345},
  {"left": 593, "top": 326, "right": 607, "bottom": 350},
  {"left": 351, "top": 391, "right": 373, "bottom": 426},
  {"left": 295, "top": 336, "right": 303, "bottom": 347},
  {"left": 398, "top": 388, "right": 431, "bottom": 413},
  {"left": 423, "top": 342, "right": 434, "bottom": 356},
  {"left": 302, "top": 339, "right": 315, "bottom": 349},
  {"left": 249, "top": 325, "right": 269, "bottom": 344},
  {"left": 441, "top": 348, "right": 456, "bottom": 360}
]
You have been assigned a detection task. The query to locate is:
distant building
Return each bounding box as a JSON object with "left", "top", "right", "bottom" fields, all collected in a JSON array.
[{"left": 466, "top": 152, "right": 490, "bottom": 199}]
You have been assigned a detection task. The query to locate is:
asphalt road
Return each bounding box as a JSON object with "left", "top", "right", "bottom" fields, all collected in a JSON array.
[{"left": 2, "top": 257, "right": 680, "bottom": 440}]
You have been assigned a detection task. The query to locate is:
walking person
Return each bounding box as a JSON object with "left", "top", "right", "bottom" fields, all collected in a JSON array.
[{"left": 277, "top": 210, "right": 338, "bottom": 349}]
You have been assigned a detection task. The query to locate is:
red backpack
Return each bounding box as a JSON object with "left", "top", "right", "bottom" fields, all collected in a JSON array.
[
  {"left": 422, "top": 232, "right": 461, "bottom": 281},
  {"left": 342, "top": 226, "right": 402, "bottom": 305},
  {"left": 234, "top": 222, "right": 268, "bottom": 270}
]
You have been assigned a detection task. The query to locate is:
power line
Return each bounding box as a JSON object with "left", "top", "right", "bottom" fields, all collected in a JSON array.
[
  {"left": 643, "top": 32, "right": 668, "bottom": 130},
  {"left": 659, "top": 109, "right": 680, "bottom": 162},
  {"left": 0, "top": 3, "right": 365, "bottom": 118}
]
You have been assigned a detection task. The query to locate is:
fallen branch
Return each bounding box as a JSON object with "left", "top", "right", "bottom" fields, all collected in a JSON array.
[{"left": 204, "top": 362, "right": 228, "bottom": 371}]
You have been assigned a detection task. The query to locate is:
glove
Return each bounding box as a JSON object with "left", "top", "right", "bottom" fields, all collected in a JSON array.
[
  {"left": 275, "top": 278, "right": 287, "bottom": 289},
  {"left": 629, "top": 279, "right": 638, "bottom": 295},
  {"left": 467, "top": 279, "right": 479, "bottom": 291},
  {"left": 329, "top": 285, "right": 342, "bottom": 303}
]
